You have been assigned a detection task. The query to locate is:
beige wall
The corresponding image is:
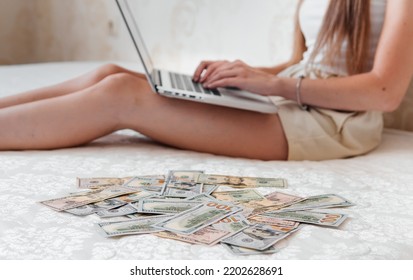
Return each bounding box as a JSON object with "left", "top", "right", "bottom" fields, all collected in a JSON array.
[
  {"left": 0, "top": 0, "right": 297, "bottom": 72},
  {"left": 0, "top": 0, "right": 35, "bottom": 64}
]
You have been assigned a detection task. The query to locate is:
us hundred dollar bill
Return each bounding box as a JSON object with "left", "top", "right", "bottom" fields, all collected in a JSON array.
[
  {"left": 123, "top": 176, "right": 166, "bottom": 192},
  {"left": 261, "top": 210, "right": 348, "bottom": 227},
  {"left": 221, "top": 224, "right": 294, "bottom": 251},
  {"left": 197, "top": 174, "right": 287, "bottom": 188},
  {"left": 153, "top": 201, "right": 242, "bottom": 235},
  {"left": 212, "top": 214, "right": 250, "bottom": 235},
  {"left": 65, "top": 198, "right": 125, "bottom": 216},
  {"left": 97, "top": 215, "right": 173, "bottom": 237},
  {"left": 95, "top": 204, "right": 139, "bottom": 218},
  {"left": 134, "top": 199, "right": 201, "bottom": 215},
  {"left": 276, "top": 194, "right": 355, "bottom": 212},
  {"left": 167, "top": 170, "right": 204, "bottom": 183},
  {"left": 222, "top": 243, "right": 280, "bottom": 256},
  {"left": 212, "top": 189, "right": 265, "bottom": 203},
  {"left": 154, "top": 226, "right": 231, "bottom": 246}
]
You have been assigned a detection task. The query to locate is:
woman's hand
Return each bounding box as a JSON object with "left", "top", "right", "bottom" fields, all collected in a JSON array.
[{"left": 192, "top": 60, "right": 277, "bottom": 96}]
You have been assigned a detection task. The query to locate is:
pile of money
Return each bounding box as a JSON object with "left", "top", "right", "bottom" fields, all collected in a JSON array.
[{"left": 39, "top": 170, "right": 354, "bottom": 256}]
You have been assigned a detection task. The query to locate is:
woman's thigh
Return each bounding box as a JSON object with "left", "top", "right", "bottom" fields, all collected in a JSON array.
[{"left": 122, "top": 79, "right": 288, "bottom": 160}]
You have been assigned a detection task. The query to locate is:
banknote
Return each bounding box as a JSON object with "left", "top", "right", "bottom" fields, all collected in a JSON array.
[
  {"left": 212, "top": 189, "right": 265, "bottom": 203},
  {"left": 110, "top": 191, "right": 155, "bottom": 204},
  {"left": 65, "top": 198, "right": 125, "bottom": 216},
  {"left": 185, "top": 193, "right": 219, "bottom": 202},
  {"left": 247, "top": 215, "right": 300, "bottom": 233},
  {"left": 40, "top": 185, "right": 137, "bottom": 211},
  {"left": 154, "top": 226, "right": 231, "bottom": 246},
  {"left": 68, "top": 189, "right": 97, "bottom": 196},
  {"left": 162, "top": 183, "right": 203, "bottom": 198},
  {"left": 123, "top": 176, "right": 165, "bottom": 192},
  {"left": 166, "top": 170, "right": 204, "bottom": 185},
  {"left": 126, "top": 213, "right": 146, "bottom": 219},
  {"left": 222, "top": 243, "right": 280, "bottom": 256},
  {"left": 212, "top": 214, "right": 250, "bottom": 235},
  {"left": 197, "top": 174, "right": 287, "bottom": 188},
  {"left": 261, "top": 210, "right": 348, "bottom": 227},
  {"left": 76, "top": 177, "right": 131, "bottom": 189},
  {"left": 133, "top": 199, "right": 201, "bottom": 215},
  {"left": 96, "top": 204, "right": 138, "bottom": 218},
  {"left": 240, "top": 198, "right": 282, "bottom": 212},
  {"left": 153, "top": 201, "right": 242, "bottom": 235},
  {"left": 265, "top": 191, "right": 304, "bottom": 207},
  {"left": 97, "top": 215, "right": 172, "bottom": 237},
  {"left": 276, "top": 194, "right": 355, "bottom": 212},
  {"left": 201, "top": 184, "right": 219, "bottom": 195},
  {"left": 221, "top": 224, "right": 293, "bottom": 251}
]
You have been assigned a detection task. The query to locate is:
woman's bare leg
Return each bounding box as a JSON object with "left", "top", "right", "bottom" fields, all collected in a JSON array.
[
  {"left": 0, "top": 72, "right": 288, "bottom": 160},
  {"left": 0, "top": 64, "right": 144, "bottom": 109}
]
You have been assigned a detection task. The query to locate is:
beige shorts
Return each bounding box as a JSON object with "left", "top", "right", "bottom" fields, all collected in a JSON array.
[{"left": 270, "top": 64, "right": 383, "bottom": 161}]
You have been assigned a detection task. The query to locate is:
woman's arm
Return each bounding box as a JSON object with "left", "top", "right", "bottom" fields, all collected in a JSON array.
[
  {"left": 274, "top": 0, "right": 413, "bottom": 112},
  {"left": 202, "top": 0, "right": 413, "bottom": 113}
]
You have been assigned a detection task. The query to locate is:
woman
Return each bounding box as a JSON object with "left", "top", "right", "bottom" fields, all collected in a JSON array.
[{"left": 0, "top": 0, "right": 412, "bottom": 160}]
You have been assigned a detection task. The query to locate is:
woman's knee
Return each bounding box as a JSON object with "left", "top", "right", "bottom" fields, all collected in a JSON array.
[
  {"left": 99, "top": 73, "right": 154, "bottom": 110},
  {"left": 89, "top": 64, "right": 126, "bottom": 84}
]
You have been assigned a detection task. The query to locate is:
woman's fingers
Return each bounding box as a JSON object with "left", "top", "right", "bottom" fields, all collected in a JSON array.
[
  {"left": 204, "top": 68, "right": 240, "bottom": 87},
  {"left": 192, "top": 60, "right": 231, "bottom": 82},
  {"left": 192, "top": 61, "right": 212, "bottom": 82}
]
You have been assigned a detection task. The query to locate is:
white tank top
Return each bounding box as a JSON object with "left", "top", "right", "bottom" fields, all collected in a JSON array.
[{"left": 299, "top": 0, "right": 387, "bottom": 76}]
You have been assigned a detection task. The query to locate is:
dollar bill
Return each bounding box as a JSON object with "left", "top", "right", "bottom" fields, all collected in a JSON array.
[
  {"left": 247, "top": 215, "right": 300, "bottom": 233},
  {"left": 276, "top": 194, "right": 355, "bottom": 212},
  {"left": 154, "top": 226, "right": 231, "bottom": 246},
  {"left": 162, "top": 183, "right": 203, "bottom": 198},
  {"left": 40, "top": 185, "right": 137, "bottom": 211},
  {"left": 133, "top": 199, "right": 201, "bottom": 215},
  {"left": 212, "top": 189, "right": 265, "bottom": 203},
  {"left": 110, "top": 191, "right": 155, "bottom": 204},
  {"left": 123, "top": 176, "right": 165, "bottom": 192},
  {"left": 126, "top": 213, "right": 146, "bottom": 219},
  {"left": 265, "top": 191, "right": 304, "bottom": 207},
  {"left": 197, "top": 174, "right": 287, "bottom": 188},
  {"left": 185, "top": 193, "right": 219, "bottom": 202},
  {"left": 222, "top": 243, "right": 280, "bottom": 256},
  {"left": 153, "top": 201, "right": 242, "bottom": 235},
  {"left": 212, "top": 214, "right": 250, "bottom": 235},
  {"left": 96, "top": 204, "right": 138, "bottom": 218},
  {"left": 167, "top": 170, "right": 204, "bottom": 184},
  {"left": 65, "top": 198, "right": 125, "bottom": 216},
  {"left": 201, "top": 184, "right": 219, "bottom": 195},
  {"left": 261, "top": 210, "right": 348, "bottom": 227},
  {"left": 97, "top": 215, "right": 172, "bottom": 237},
  {"left": 76, "top": 177, "right": 131, "bottom": 189},
  {"left": 221, "top": 224, "right": 293, "bottom": 251},
  {"left": 240, "top": 198, "right": 283, "bottom": 212}
]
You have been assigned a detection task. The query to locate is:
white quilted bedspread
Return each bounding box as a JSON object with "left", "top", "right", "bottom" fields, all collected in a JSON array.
[{"left": 0, "top": 62, "right": 412, "bottom": 260}]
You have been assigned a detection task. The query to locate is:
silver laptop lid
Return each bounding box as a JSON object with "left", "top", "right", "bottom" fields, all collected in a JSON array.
[{"left": 116, "top": 0, "right": 157, "bottom": 92}]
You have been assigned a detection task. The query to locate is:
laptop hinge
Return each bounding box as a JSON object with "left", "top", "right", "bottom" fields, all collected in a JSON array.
[{"left": 152, "top": 69, "right": 162, "bottom": 86}]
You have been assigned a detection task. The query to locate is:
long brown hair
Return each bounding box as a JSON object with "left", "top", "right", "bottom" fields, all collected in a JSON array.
[{"left": 310, "top": 0, "right": 371, "bottom": 74}]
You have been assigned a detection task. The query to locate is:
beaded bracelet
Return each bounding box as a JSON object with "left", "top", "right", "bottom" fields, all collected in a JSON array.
[{"left": 296, "top": 75, "right": 308, "bottom": 111}]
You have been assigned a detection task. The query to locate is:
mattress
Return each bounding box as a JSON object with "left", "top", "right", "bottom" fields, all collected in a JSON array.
[{"left": 0, "top": 62, "right": 412, "bottom": 260}]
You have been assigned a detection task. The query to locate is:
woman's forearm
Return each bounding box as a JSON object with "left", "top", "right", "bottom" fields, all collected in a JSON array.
[{"left": 273, "top": 71, "right": 407, "bottom": 112}]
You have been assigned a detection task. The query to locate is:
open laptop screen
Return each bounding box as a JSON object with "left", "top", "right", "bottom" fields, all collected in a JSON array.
[{"left": 116, "top": 0, "right": 156, "bottom": 90}]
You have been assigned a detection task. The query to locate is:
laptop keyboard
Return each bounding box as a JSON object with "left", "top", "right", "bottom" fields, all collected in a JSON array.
[{"left": 169, "top": 72, "right": 221, "bottom": 96}]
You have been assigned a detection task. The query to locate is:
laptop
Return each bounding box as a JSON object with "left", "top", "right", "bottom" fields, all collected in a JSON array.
[{"left": 116, "top": 0, "right": 278, "bottom": 114}]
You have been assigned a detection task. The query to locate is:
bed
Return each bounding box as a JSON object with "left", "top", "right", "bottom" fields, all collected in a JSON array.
[{"left": 0, "top": 62, "right": 412, "bottom": 260}]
